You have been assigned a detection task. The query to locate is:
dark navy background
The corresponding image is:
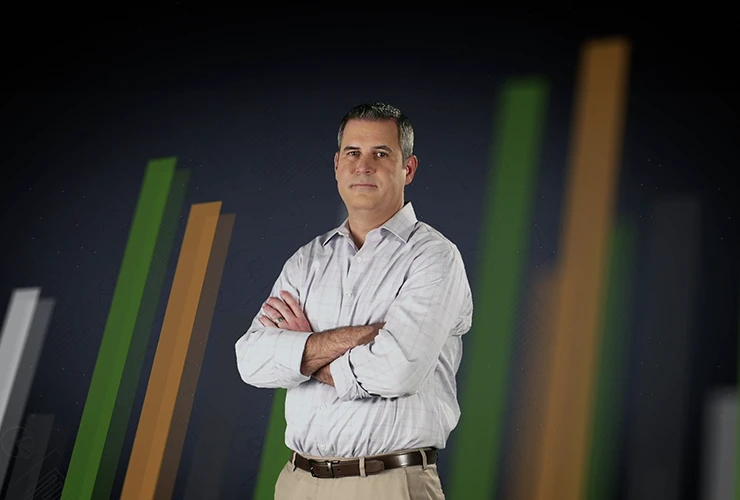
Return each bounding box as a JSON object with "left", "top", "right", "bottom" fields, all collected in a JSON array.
[{"left": 1, "top": 8, "right": 737, "bottom": 499}]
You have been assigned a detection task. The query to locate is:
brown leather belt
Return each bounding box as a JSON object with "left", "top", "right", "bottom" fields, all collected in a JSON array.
[{"left": 292, "top": 448, "right": 437, "bottom": 479}]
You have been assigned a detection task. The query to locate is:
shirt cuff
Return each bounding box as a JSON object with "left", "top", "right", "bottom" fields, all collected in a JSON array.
[
  {"left": 273, "top": 330, "right": 312, "bottom": 386},
  {"left": 330, "top": 349, "right": 371, "bottom": 401}
]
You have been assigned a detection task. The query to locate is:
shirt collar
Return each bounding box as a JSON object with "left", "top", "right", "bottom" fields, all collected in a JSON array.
[{"left": 322, "top": 201, "right": 418, "bottom": 246}]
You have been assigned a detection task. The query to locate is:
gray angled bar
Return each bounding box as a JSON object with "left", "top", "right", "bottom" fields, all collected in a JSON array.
[
  {"left": 701, "top": 389, "right": 736, "bottom": 500},
  {"left": 3, "top": 413, "right": 55, "bottom": 500},
  {"left": 625, "top": 197, "right": 701, "bottom": 500}
]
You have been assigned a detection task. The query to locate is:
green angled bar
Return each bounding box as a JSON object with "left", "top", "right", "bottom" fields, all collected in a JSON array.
[
  {"left": 92, "top": 169, "right": 190, "bottom": 500},
  {"left": 585, "top": 218, "right": 636, "bottom": 500},
  {"left": 448, "top": 79, "right": 549, "bottom": 500},
  {"left": 61, "top": 157, "right": 177, "bottom": 500},
  {"left": 253, "top": 388, "right": 288, "bottom": 500}
]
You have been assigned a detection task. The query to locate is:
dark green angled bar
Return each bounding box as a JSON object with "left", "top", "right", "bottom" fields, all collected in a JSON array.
[
  {"left": 585, "top": 218, "right": 637, "bottom": 500},
  {"left": 92, "top": 169, "right": 190, "bottom": 500},
  {"left": 61, "top": 157, "right": 178, "bottom": 500},
  {"left": 448, "top": 79, "right": 549, "bottom": 500},
  {"left": 253, "top": 388, "right": 289, "bottom": 500}
]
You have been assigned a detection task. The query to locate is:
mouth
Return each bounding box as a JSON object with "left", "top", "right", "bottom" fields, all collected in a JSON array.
[{"left": 351, "top": 183, "right": 377, "bottom": 188}]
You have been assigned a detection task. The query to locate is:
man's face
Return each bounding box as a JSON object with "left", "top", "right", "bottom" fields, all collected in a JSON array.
[{"left": 334, "top": 119, "right": 417, "bottom": 216}]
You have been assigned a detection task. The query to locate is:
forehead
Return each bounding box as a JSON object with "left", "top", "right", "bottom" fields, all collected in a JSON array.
[{"left": 341, "top": 119, "right": 399, "bottom": 147}]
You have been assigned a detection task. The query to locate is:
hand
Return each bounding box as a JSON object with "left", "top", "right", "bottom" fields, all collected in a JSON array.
[
  {"left": 360, "top": 322, "right": 385, "bottom": 344},
  {"left": 259, "top": 290, "right": 313, "bottom": 332}
]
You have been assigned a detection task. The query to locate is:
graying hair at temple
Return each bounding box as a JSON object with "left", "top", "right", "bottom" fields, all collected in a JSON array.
[{"left": 336, "top": 102, "right": 415, "bottom": 161}]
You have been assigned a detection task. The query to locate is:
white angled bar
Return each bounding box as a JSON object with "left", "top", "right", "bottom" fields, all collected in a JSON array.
[
  {"left": 0, "top": 289, "right": 40, "bottom": 426},
  {"left": 702, "top": 389, "right": 736, "bottom": 500},
  {"left": 0, "top": 288, "right": 52, "bottom": 493}
]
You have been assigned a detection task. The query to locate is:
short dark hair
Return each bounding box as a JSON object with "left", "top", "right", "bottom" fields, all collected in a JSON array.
[{"left": 337, "top": 102, "right": 414, "bottom": 160}]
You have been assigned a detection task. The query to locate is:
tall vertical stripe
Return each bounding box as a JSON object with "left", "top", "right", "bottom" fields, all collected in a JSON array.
[
  {"left": 61, "top": 157, "right": 177, "bottom": 500},
  {"left": 585, "top": 219, "right": 636, "bottom": 499},
  {"left": 155, "top": 213, "right": 235, "bottom": 500},
  {"left": 120, "top": 201, "right": 222, "bottom": 500},
  {"left": 703, "top": 390, "right": 736, "bottom": 500},
  {"left": 533, "top": 37, "right": 631, "bottom": 500},
  {"left": 92, "top": 168, "right": 190, "bottom": 500},
  {"left": 505, "top": 267, "right": 558, "bottom": 500},
  {"left": 3, "top": 413, "right": 55, "bottom": 499},
  {"left": 626, "top": 197, "right": 701, "bottom": 500},
  {"left": 253, "top": 388, "right": 289, "bottom": 500},
  {"left": 0, "top": 288, "right": 49, "bottom": 491},
  {"left": 448, "top": 78, "right": 549, "bottom": 500}
]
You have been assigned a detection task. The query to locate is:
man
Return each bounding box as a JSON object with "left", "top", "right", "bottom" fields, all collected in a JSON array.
[{"left": 235, "top": 102, "right": 473, "bottom": 499}]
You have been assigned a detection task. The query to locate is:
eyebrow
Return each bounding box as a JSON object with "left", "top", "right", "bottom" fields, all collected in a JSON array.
[{"left": 342, "top": 145, "right": 394, "bottom": 153}]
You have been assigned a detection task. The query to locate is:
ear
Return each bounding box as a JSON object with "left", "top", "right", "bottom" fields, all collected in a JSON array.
[
  {"left": 334, "top": 152, "right": 339, "bottom": 180},
  {"left": 404, "top": 155, "right": 419, "bottom": 185}
]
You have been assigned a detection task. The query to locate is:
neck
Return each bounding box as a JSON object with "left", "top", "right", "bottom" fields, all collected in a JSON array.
[{"left": 346, "top": 201, "right": 404, "bottom": 248}]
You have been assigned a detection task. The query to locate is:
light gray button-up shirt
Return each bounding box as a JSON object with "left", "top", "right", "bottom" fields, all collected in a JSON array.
[{"left": 235, "top": 202, "right": 473, "bottom": 457}]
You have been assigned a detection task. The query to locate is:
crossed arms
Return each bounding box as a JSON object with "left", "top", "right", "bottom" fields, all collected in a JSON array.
[{"left": 234, "top": 241, "right": 470, "bottom": 400}]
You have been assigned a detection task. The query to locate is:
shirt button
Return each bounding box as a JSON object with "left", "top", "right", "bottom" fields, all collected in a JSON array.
[
  {"left": 319, "top": 405, "right": 326, "bottom": 411},
  {"left": 345, "top": 292, "right": 353, "bottom": 299},
  {"left": 320, "top": 444, "right": 327, "bottom": 451},
  {"left": 356, "top": 257, "right": 362, "bottom": 263}
]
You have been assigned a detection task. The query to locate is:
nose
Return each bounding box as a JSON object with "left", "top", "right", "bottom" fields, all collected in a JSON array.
[{"left": 355, "top": 156, "right": 374, "bottom": 174}]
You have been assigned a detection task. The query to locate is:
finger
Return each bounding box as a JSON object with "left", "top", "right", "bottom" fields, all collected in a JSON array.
[
  {"left": 265, "top": 297, "right": 292, "bottom": 320},
  {"left": 259, "top": 315, "right": 273, "bottom": 327},
  {"left": 262, "top": 303, "right": 282, "bottom": 320},
  {"left": 279, "top": 291, "right": 303, "bottom": 317}
]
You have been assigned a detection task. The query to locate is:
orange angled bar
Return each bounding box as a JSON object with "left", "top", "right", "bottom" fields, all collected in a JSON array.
[
  {"left": 533, "top": 37, "right": 631, "bottom": 500},
  {"left": 120, "top": 201, "right": 222, "bottom": 500},
  {"left": 155, "top": 213, "right": 235, "bottom": 500}
]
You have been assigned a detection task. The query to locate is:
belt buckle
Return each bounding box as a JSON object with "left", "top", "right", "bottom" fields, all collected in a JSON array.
[{"left": 309, "top": 459, "right": 339, "bottom": 478}]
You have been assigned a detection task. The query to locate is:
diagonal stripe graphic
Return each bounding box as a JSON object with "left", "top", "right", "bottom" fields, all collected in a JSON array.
[
  {"left": 3, "top": 414, "right": 55, "bottom": 500},
  {"left": 91, "top": 169, "right": 190, "bottom": 500},
  {"left": 505, "top": 266, "right": 558, "bottom": 500},
  {"left": 626, "top": 197, "right": 701, "bottom": 500},
  {"left": 60, "top": 157, "right": 177, "bottom": 500},
  {"left": 0, "top": 290, "right": 53, "bottom": 493},
  {"left": 585, "top": 219, "right": 637, "bottom": 499},
  {"left": 120, "top": 201, "right": 222, "bottom": 500},
  {"left": 155, "top": 213, "right": 235, "bottom": 500},
  {"left": 448, "top": 78, "right": 549, "bottom": 500},
  {"left": 253, "top": 388, "right": 288, "bottom": 500},
  {"left": 533, "top": 37, "right": 631, "bottom": 500}
]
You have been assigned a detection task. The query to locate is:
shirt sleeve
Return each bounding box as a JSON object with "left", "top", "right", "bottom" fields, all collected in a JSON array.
[
  {"left": 235, "top": 249, "right": 313, "bottom": 389},
  {"left": 330, "top": 241, "right": 472, "bottom": 400}
]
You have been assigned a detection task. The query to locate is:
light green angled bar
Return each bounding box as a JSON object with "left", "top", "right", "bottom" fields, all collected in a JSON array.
[
  {"left": 61, "top": 157, "right": 177, "bottom": 500},
  {"left": 448, "top": 79, "right": 549, "bottom": 500}
]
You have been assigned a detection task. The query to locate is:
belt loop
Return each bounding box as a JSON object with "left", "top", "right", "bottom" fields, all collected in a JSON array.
[
  {"left": 419, "top": 449, "right": 428, "bottom": 470},
  {"left": 291, "top": 451, "right": 297, "bottom": 471},
  {"left": 359, "top": 457, "right": 367, "bottom": 477}
]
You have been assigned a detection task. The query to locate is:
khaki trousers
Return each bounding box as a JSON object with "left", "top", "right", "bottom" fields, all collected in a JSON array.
[{"left": 274, "top": 449, "right": 445, "bottom": 500}]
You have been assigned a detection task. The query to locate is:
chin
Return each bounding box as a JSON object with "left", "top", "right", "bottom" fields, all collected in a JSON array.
[{"left": 344, "top": 199, "right": 378, "bottom": 211}]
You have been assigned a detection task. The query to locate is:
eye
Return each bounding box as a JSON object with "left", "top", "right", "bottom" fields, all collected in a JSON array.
[
  {"left": 347, "top": 151, "right": 359, "bottom": 156},
  {"left": 375, "top": 151, "right": 388, "bottom": 157}
]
